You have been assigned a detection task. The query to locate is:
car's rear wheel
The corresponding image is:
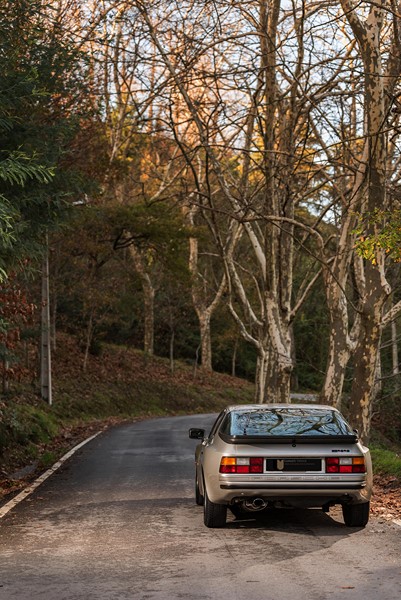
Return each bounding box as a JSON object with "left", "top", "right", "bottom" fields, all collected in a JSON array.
[
  {"left": 204, "top": 490, "right": 227, "bottom": 528},
  {"left": 195, "top": 471, "right": 204, "bottom": 506},
  {"left": 342, "top": 501, "right": 370, "bottom": 527}
]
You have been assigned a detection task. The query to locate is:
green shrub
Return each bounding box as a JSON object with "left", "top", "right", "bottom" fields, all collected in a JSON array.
[
  {"left": 371, "top": 445, "right": 401, "bottom": 478},
  {"left": 0, "top": 403, "right": 59, "bottom": 451}
]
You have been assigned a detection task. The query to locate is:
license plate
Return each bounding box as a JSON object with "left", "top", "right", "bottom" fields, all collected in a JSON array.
[{"left": 266, "top": 458, "right": 322, "bottom": 472}]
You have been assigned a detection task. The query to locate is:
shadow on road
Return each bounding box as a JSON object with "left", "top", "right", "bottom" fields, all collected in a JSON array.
[{"left": 225, "top": 506, "right": 362, "bottom": 535}]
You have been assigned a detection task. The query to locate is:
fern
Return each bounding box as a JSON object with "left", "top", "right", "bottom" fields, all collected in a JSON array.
[
  {"left": 0, "top": 152, "right": 54, "bottom": 187},
  {"left": 0, "top": 116, "right": 13, "bottom": 132}
]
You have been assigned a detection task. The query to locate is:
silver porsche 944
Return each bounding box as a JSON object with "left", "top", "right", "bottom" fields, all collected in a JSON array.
[{"left": 189, "top": 404, "right": 372, "bottom": 528}]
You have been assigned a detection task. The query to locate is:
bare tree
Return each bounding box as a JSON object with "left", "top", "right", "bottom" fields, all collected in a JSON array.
[
  {"left": 129, "top": 0, "right": 340, "bottom": 401},
  {"left": 329, "top": 0, "right": 401, "bottom": 440}
]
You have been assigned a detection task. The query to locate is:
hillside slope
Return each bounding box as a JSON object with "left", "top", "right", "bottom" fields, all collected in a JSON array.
[{"left": 0, "top": 334, "right": 254, "bottom": 494}]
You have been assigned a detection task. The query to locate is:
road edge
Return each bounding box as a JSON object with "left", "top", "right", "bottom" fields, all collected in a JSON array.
[{"left": 0, "top": 431, "right": 101, "bottom": 519}]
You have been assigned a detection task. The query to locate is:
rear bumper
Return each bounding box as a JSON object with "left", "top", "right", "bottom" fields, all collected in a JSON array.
[
  {"left": 206, "top": 474, "right": 372, "bottom": 506},
  {"left": 220, "top": 483, "right": 366, "bottom": 490}
]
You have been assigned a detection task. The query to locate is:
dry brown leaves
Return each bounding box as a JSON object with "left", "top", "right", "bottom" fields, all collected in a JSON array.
[{"left": 371, "top": 475, "right": 401, "bottom": 521}]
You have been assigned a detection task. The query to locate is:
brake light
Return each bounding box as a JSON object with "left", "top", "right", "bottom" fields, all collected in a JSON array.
[
  {"left": 325, "top": 457, "right": 366, "bottom": 473},
  {"left": 220, "top": 457, "right": 264, "bottom": 474}
]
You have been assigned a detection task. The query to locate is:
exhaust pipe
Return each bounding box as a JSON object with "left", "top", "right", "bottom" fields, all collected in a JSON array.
[{"left": 244, "top": 498, "right": 268, "bottom": 511}]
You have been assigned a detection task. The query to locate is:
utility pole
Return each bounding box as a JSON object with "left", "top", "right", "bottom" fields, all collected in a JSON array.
[{"left": 40, "top": 237, "right": 52, "bottom": 405}]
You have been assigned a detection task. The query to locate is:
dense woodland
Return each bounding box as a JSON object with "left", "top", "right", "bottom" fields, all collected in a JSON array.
[{"left": 2, "top": 0, "right": 401, "bottom": 444}]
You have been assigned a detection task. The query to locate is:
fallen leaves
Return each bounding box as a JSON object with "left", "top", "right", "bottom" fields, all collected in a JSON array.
[{"left": 371, "top": 474, "right": 401, "bottom": 521}]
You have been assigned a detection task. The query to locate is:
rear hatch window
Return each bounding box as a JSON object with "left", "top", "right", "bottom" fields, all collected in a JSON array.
[{"left": 219, "top": 407, "right": 357, "bottom": 444}]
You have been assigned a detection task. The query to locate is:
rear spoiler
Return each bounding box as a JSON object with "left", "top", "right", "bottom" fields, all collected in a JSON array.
[{"left": 219, "top": 433, "right": 358, "bottom": 445}]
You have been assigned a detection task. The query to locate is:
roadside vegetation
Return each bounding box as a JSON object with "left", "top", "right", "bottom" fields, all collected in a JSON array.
[{"left": 370, "top": 447, "right": 401, "bottom": 480}]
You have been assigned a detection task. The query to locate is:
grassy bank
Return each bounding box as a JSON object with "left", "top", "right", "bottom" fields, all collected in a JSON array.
[{"left": 370, "top": 446, "right": 401, "bottom": 478}]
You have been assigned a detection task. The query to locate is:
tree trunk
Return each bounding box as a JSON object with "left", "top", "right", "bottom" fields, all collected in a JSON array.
[
  {"left": 255, "top": 348, "right": 269, "bottom": 403},
  {"left": 198, "top": 312, "right": 212, "bottom": 371},
  {"left": 338, "top": 0, "right": 397, "bottom": 442},
  {"left": 254, "top": 336, "right": 292, "bottom": 404},
  {"left": 348, "top": 318, "right": 380, "bottom": 441},
  {"left": 129, "top": 246, "right": 155, "bottom": 355},
  {"left": 83, "top": 311, "right": 94, "bottom": 373},
  {"left": 142, "top": 278, "right": 155, "bottom": 355},
  {"left": 321, "top": 299, "right": 352, "bottom": 409},
  {"left": 185, "top": 225, "right": 225, "bottom": 372},
  {"left": 348, "top": 265, "right": 389, "bottom": 442},
  {"left": 373, "top": 346, "right": 382, "bottom": 400},
  {"left": 265, "top": 357, "right": 292, "bottom": 404},
  {"left": 231, "top": 337, "right": 238, "bottom": 378},
  {"left": 275, "top": 364, "right": 292, "bottom": 404},
  {"left": 265, "top": 296, "right": 293, "bottom": 402}
]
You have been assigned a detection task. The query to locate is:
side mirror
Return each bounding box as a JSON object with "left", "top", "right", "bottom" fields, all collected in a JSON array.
[{"left": 189, "top": 428, "right": 205, "bottom": 440}]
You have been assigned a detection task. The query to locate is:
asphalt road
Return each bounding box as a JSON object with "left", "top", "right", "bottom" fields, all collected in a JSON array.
[{"left": 0, "top": 414, "right": 400, "bottom": 600}]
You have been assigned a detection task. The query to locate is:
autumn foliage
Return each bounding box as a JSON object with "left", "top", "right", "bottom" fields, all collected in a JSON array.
[{"left": 0, "top": 275, "right": 36, "bottom": 390}]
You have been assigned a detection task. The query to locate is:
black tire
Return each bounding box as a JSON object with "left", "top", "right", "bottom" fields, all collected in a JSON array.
[
  {"left": 204, "top": 490, "right": 227, "bottom": 528},
  {"left": 195, "top": 471, "right": 204, "bottom": 506},
  {"left": 342, "top": 501, "right": 370, "bottom": 527}
]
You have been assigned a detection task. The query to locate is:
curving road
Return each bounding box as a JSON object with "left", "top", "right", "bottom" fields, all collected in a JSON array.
[{"left": 0, "top": 414, "right": 400, "bottom": 600}]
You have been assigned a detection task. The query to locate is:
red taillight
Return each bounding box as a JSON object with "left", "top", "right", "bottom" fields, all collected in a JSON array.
[
  {"left": 250, "top": 457, "right": 263, "bottom": 472},
  {"left": 220, "top": 465, "right": 236, "bottom": 473},
  {"left": 220, "top": 457, "right": 264, "bottom": 474},
  {"left": 326, "top": 457, "right": 339, "bottom": 473},
  {"left": 352, "top": 464, "right": 366, "bottom": 473},
  {"left": 325, "top": 457, "right": 366, "bottom": 473},
  {"left": 220, "top": 457, "right": 236, "bottom": 473}
]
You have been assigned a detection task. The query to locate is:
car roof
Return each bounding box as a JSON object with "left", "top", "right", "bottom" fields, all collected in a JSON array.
[{"left": 225, "top": 403, "right": 341, "bottom": 412}]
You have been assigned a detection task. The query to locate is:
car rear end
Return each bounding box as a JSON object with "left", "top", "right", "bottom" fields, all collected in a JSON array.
[
  {"left": 197, "top": 404, "right": 372, "bottom": 528},
  {"left": 208, "top": 437, "right": 372, "bottom": 510}
]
